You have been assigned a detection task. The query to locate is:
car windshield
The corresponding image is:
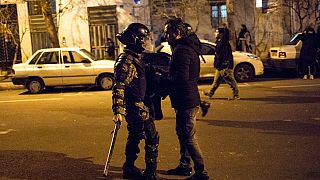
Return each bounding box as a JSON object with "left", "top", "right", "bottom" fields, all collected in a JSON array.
[
  {"left": 286, "top": 33, "right": 302, "bottom": 45},
  {"left": 80, "top": 49, "right": 97, "bottom": 61}
]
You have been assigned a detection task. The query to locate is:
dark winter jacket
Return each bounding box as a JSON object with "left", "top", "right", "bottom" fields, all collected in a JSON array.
[
  {"left": 167, "top": 37, "right": 201, "bottom": 110},
  {"left": 300, "top": 33, "right": 317, "bottom": 62},
  {"left": 214, "top": 29, "right": 234, "bottom": 70}
]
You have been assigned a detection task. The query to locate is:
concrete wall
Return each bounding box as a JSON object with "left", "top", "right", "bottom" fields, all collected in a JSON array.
[
  {"left": 5, "top": 0, "right": 150, "bottom": 62},
  {"left": 57, "top": 0, "right": 150, "bottom": 53}
]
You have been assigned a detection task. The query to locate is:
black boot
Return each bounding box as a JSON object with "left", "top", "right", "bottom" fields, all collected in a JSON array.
[
  {"left": 167, "top": 165, "right": 192, "bottom": 176},
  {"left": 186, "top": 171, "right": 209, "bottom": 180},
  {"left": 123, "top": 163, "right": 143, "bottom": 179},
  {"left": 142, "top": 171, "right": 158, "bottom": 180},
  {"left": 200, "top": 101, "right": 211, "bottom": 117}
]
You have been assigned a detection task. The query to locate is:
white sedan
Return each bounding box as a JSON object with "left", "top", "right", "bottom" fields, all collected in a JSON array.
[
  {"left": 156, "top": 40, "right": 264, "bottom": 82},
  {"left": 12, "top": 48, "right": 115, "bottom": 94}
]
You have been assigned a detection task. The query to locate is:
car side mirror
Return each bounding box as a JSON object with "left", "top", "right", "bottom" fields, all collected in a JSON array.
[{"left": 81, "top": 59, "right": 91, "bottom": 63}]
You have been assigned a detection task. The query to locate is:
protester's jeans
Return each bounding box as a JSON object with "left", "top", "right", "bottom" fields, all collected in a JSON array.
[
  {"left": 302, "top": 60, "right": 316, "bottom": 75},
  {"left": 210, "top": 68, "right": 239, "bottom": 96},
  {"left": 175, "top": 106, "right": 205, "bottom": 172}
]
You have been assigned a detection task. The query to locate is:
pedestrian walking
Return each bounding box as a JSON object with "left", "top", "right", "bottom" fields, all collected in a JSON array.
[
  {"left": 112, "top": 23, "right": 159, "bottom": 180},
  {"left": 300, "top": 26, "right": 317, "bottom": 80},
  {"left": 205, "top": 27, "right": 240, "bottom": 100},
  {"left": 163, "top": 18, "right": 209, "bottom": 180},
  {"left": 236, "top": 24, "right": 252, "bottom": 52}
]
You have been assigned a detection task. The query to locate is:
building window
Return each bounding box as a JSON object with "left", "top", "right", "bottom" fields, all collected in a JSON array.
[
  {"left": 134, "top": 0, "right": 141, "bottom": 4},
  {"left": 27, "top": 0, "right": 56, "bottom": 15},
  {"left": 256, "top": 0, "right": 269, "bottom": 13},
  {"left": 256, "top": 0, "right": 262, "bottom": 7},
  {"left": 211, "top": 3, "right": 227, "bottom": 28}
]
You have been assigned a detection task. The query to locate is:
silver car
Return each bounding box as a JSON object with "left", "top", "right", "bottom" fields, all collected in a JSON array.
[
  {"left": 156, "top": 39, "right": 264, "bottom": 82},
  {"left": 12, "top": 48, "right": 115, "bottom": 94}
]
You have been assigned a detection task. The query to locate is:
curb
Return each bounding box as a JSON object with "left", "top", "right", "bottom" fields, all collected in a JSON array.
[
  {"left": 0, "top": 77, "right": 25, "bottom": 91},
  {"left": 0, "top": 82, "right": 25, "bottom": 91}
]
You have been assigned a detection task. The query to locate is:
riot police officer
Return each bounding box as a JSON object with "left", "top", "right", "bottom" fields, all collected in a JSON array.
[{"left": 112, "top": 23, "right": 159, "bottom": 180}]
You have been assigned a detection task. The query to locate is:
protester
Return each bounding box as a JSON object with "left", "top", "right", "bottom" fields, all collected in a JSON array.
[
  {"left": 205, "top": 27, "right": 240, "bottom": 100},
  {"left": 163, "top": 18, "right": 209, "bottom": 180},
  {"left": 236, "top": 24, "right": 252, "bottom": 52},
  {"left": 300, "top": 26, "right": 317, "bottom": 80},
  {"left": 184, "top": 23, "right": 211, "bottom": 117},
  {"left": 112, "top": 23, "right": 159, "bottom": 180}
]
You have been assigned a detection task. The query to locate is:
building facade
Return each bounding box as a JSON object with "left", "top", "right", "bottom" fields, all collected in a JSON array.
[
  {"left": 0, "top": 0, "right": 319, "bottom": 69},
  {"left": 0, "top": 0, "right": 151, "bottom": 65}
]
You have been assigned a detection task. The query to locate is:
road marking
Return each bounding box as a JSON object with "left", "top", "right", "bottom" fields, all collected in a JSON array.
[
  {"left": 63, "top": 93, "right": 93, "bottom": 96},
  {"left": 0, "top": 98, "right": 63, "bottom": 103},
  {"left": 0, "top": 129, "right": 16, "bottom": 135},
  {"left": 272, "top": 84, "right": 320, "bottom": 89}
]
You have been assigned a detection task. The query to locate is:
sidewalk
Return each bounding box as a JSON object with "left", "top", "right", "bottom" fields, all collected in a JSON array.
[{"left": 0, "top": 72, "right": 25, "bottom": 91}]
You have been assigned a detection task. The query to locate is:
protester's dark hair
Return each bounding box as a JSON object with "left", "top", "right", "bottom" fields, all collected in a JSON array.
[
  {"left": 165, "top": 18, "right": 188, "bottom": 37},
  {"left": 241, "top": 24, "right": 248, "bottom": 31},
  {"left": 217, "top": 28, "right": 229, "bottom": 42}
]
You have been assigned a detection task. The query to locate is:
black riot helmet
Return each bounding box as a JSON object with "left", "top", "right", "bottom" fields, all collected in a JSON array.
[{"left": 116, "top": 23, "right": 150, "bottom": 49}]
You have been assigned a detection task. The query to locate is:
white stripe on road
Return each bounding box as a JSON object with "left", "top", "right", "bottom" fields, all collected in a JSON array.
[
  {"left": 272, "top": 83, "right": 320, "bottom": 89},
  {"left": 0, "top": 98, "right": 63, "bottom": 103},
  {"left": 0, "top": 129, "right": 16, "bottom": 135}
]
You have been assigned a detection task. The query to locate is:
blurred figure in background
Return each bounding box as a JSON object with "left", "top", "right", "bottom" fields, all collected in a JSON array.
[
  {"left": 105, "top": 38, "right": 115, "bottom": 60},
  {"left": 300, "top": 25, "right": 317, "bottom": 80},
  {"left": 236, "top": 24, "right": 252, "bottom": 53}
]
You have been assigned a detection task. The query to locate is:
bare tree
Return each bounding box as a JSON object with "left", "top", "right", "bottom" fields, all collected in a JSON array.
[
  {"left": 151, "top": 0, "right": 210, "bottom": 33},
  {"left": 41, "top": 0, "right": 60, "bottom": 48},
  {"left": 283, "top": 0, "right": 320, "bottom": 33},
  {"left": 0, "top": 4, "right": 20, "bottom": 70}
]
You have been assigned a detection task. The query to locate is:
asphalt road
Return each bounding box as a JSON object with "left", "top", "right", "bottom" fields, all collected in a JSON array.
[{"left": 1, "top": 77, "right": 320, "bottom": 180}]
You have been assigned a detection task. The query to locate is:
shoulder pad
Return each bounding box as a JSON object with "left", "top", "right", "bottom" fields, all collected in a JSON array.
[{"left": 117, "top": 53, "right": 134, "bottom": 65}]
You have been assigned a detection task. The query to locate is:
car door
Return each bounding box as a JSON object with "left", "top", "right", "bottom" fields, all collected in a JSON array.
[
  {"left": 30, "top": 50, "right": 62, "bottom": 86},
  {"left": 61, "top": 50, "right": 94, "bottom": 85},
  {"left": 200, "top": 43, "right": 215, "bottom": 78}
]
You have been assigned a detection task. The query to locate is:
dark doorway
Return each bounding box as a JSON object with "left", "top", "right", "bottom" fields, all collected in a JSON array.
[{"left": 0, "top": 4, "right": 21, "bottom": 70}]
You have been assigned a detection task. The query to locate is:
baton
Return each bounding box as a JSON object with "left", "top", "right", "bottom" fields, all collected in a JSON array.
[{"left": 102, "top": 121, "right": 121, "bottom": 177}]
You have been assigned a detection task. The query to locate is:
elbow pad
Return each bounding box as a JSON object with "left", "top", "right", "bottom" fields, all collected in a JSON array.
[{"left": 112, "top": 82, "right": 126, "bottom": 115}]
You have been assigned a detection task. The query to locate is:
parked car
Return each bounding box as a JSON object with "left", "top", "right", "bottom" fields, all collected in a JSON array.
[
  {"left": 156, "top": 39, "right": 264, "bottom": 82},
  {"left": 11, "top": 48, "right": 115, "bottom": 94},
  {"left": 268, "top": 32, "right": 320, "bottom": 76}
]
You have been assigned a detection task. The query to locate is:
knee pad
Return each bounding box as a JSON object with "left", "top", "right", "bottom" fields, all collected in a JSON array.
[
  {"left": 128, "top": 121, "right": 145, "bottom": 140},
  {"left": 145, "top": 132, "right": 159, "bottom": 158}
]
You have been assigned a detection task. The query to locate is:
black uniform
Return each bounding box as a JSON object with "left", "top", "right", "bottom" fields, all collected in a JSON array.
[{"left": 112, "top": 47, "right": 159, "bottom": 178}]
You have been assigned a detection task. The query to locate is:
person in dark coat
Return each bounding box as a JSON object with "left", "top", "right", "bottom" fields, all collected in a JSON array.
[
  {"left": 105, "top": 38, "right": 115, "bottom": 59},
  {"left": 236, "top": 24, "right": 252, "bottom": 52},
  {"left": 205, "top": 27, "right": 239, "bottom": 100},
  {"left": 163, "top": 18, "right": 209, "bottom": 180},
  {"left": 300, "top": 27, "right": 317, "bottom": 80},
  {"left": 184, "top": 23, "right": 211, "bottom": 117}
]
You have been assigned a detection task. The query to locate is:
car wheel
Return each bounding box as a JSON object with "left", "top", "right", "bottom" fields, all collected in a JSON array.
[
  {"left": 27, "top": 78, "right": 44, "bottom": 94},
  {"left": 98, "top": 74, "right": 114, "bottom": 90},
  {"left": 234, "top": 64, "right": 254, "bottom": 82}
]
